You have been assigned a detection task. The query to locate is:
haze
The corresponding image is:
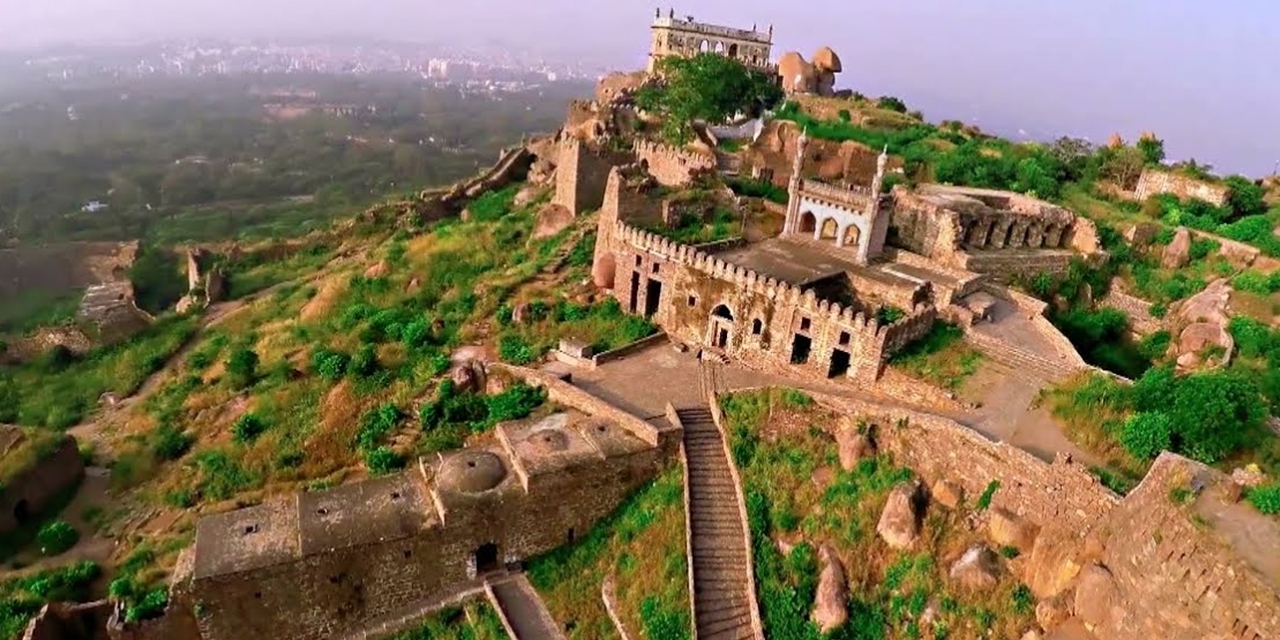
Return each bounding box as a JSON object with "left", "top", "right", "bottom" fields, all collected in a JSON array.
[{"left": 3, "top": 0, "right": 1277, "bottom": 176}]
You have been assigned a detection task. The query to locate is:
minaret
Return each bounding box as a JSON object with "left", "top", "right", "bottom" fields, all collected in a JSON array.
[
  {"left": 868, "top": 144, "right": 889, "bottom": 205},
  {"left": 784, "top": 127, "right": 808, "bottom": 234}
]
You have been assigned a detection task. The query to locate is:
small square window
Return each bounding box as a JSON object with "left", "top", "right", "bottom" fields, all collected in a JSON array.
[
  {"left": 634, "top": 255, "right": 642, "bottom": 266},
  {"left": 800, "top": 317, "right": 811, "bottom": 331},
  {"left": 839, "top": 331, "right": 850, "bottom": 346},
  {"left": 652, "top": 263, "right": 660, "bottom": 274},
  {"left": 687, "top": 295, "right": 697, "bottom": 307}
]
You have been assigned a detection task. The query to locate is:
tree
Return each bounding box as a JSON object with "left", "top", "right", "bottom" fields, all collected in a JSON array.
[
  {"left": 1136, "top": 134, "right": 1166, "bottom": 165},
  {"left": 638, "top": 54, "right": 783, "bottom": 144},
  {"left": 1047, "top": 137, "right": 1098, "bottom": 182},
  {"left": 1168, "top": 372, "right": 1265, "bottom": 463},
  {"left": 1097, "top": 145, "right": 1145, "bottom": 190},
  {"left": 1225, "top": 175, "right": 1267, "bottom": 219},
  {"left": 876, "top": 96, "right": 908, "bottom": 113},
  {"left": 1120, "top": 412, "right": 1172, "bottom": 459}
]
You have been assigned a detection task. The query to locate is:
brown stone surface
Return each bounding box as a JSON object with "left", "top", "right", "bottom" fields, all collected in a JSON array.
[
  {"left": 931, "top": 479, "right": 963, "bottom": 509},
  {"left": 1161, "top": 227, "right": 1191, "bottom": 268},
  {"left": 835, "top": 424, "right": 874, "bottom": 471},
  {"left": 1167, "top": 278, "right": 1233, "bottom": 371},
  {"left": 1072, "top": 564, "right": 1118, "bottom": 628},
  {"left": 988, "top": 507, "right": 1040, "bottom": 553},
  {"left": 1036, "top": 594, "right": 1073, "bottom": 632},
  {"left": 949, "top": 545, "right": 1002, "bottom": 591},
  {"left": 876, "top": 480, "right": 922, "bottom": 549},
  {"left": 1135, "top": 168, "right": 1230, "bottom": 206},
  {"left": 811, "top": 544, "right": 849, "bottom": 633}
]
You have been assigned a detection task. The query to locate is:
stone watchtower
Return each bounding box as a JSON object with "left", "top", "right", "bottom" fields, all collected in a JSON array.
[{"left": 647, "top": 7, "right": 773, "bottom": 73}]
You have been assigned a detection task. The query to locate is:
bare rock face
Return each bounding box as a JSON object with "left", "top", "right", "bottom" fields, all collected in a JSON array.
[
  {"left": 876, "top": 480, "right": 922, "bottom": 549},
  {"left": 1020, "top": 630, "right": 1044, "bottom": 640},
  {"left": 988, "top": 507, "right": 1040, "bottom": 553},
  {"left": 406, "top": 277, "right": 421, "bottom": 294},
  {"left": 949, "top": 545, "right": 1003, "bottom": 591},
  {"left": 1161, "top": 227, "right": 1192, "bottom": 269},
  {"left": 1167, "top": 278, "right": 1233, "bottom": 372},
  {"left": 533, "top": 203, "right": 573, "bottom": 240},
  {"left": 810, "top": 545, "right": 849, "bottom": 633},
  {"left": 363, "top": 260, "right": 390, "bottom": 279},
  {"left": 513, "top": 184, "right": 542, "bottom": 208},
  {"left": 449, "top": 361, "right": 483, "bottom": 393},
  {"left": 835, "top": 426, "right": 875, "bottom": 471},
  {"left": 1073, "top": 564, "right": 1118, "bottom": 628},
  {"left": 931, "top": 479, "right": 963, "bottom": 509},
  {"left": 1035, "top": 594, "right": 1072, "bottom": 632},
  {"left": 511, "top": 303, "right": 532, "bottom": 325}
]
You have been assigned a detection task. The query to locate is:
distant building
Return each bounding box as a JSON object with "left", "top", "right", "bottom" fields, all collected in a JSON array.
[
  {"left": 648, "top": 7, "right": 773, "bottom": 73},
  {"left": 81, "top": 200, "right": 108, "bottom": 213}
]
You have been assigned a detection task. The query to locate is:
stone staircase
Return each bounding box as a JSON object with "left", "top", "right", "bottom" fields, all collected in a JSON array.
[
  {"left": 679, "top": 405, "right": 761, "bottom": 640},
  {"left": 963, "top": 328, "right": 1082, "bottom": 383},
  {"left": 487, "top": 573, "right": 567, "bottom": 640}
]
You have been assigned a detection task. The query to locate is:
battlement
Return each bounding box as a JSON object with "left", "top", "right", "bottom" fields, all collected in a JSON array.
[
  {"left": 634, "top": 139, "right": 716, "bottom": 187},
  {"left": 800, "top": 178, "right": 874, "bottom": 205},
  {"left": 651, "top": 17, "right": 771, "bottom": 44}
]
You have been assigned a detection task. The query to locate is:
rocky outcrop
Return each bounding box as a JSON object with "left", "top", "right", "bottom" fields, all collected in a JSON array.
[
  {"left": 876, "top": 480, "right": 922, "bottom": 549},
  {"left": 988, "top": 507, "right": 1040, "bottom": 553},
  {"left": 835, "top": 424, "right": 875, "bottom": 471},
  {"left": 811, "top": 545, "right": 849, "bottom": 633},
  {"left": 1072, "top": 564, "right": 1118, "bottom": 629},
  {"left": 77, "top": 281, "right": 153, "bottom": 344},
  {"left": 1166, "top": 278, "right": 1233, "bottom": 372},
  {"left": 1161, "top": 227, "right": 1192, "bottom": 269},
  {"left": 931, "top": 479, "right": 963, "bottom": 509},
  {"left": 949, "top": 545, "right": 1003, "bottom": 591}
]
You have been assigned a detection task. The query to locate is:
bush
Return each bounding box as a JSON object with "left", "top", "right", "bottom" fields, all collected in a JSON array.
[
  {"left": 36, "top": 520, "right": 79, "bottom": 556},
  {"left": 349, "top": 343, "right": 380, "bottom": 378},
  {"left": 310, "top": 348, "right": 350, "bottom": 381},
  {"left": 150, "top": 423, "right": 193, "bottom": 461},
  {"left": 225, "top": 347, "right": 259, "bottom": 389},
  {"left": 498, "top": 334, "right": 536, "bottom": 365},
  {"left": 1188, "top": 237, "right": 1219, "bottom": 261},
  {"left": 976, "top": 480, "right": 999, "bottom": 510},
  {"left": 876, "top": 96, "right": 907, "bottom": 113},
  {"left": 1246, "top": 484, "right": 1280, "bottom": 515},
  {"left": 355, "top": 403, "right": 400, "bottom": 451},
  {"left": 485, "top": 383, "right": 547, "bottom": 425},
  {"left": 232, "top": 413, "right": 267, "bottom": 444},
  {"left": 364, "top": 447, "right": 404, "bottom": 476},
  {"left": 1119, "top": 412, "right": 1173, "bottom": 459},
  {"left": 1169, "top": 371, "right": 1266, "bottom": 463}
]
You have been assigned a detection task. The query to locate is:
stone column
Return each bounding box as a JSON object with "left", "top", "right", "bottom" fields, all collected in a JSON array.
[
  {"left": 1008, "top": 220, "right": 1029, "bottom": 248},
  {"left": 1044, "top": 224, "right": 1065, "bottom": 248}
]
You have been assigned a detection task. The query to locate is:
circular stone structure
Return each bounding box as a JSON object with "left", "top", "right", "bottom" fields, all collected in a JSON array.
[
  {"left": 527, "top": 428, "right": 571, "bottom": 455},
  {"left": 438, "top": 450, "right": 507, "bottom": 494}
]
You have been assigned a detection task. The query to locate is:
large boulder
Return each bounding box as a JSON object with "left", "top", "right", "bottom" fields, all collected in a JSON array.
[
  {"left": 876, "top": 480, "right": 922, "bottom": 549},
  {"left": 1072, "top": 564, "right": 1118, "bottom": 628},
  {"left": 449, "top": 360, "right": 484, "bottom": 393},
  {"left": 988, "top": 508, "right": 1040, "bottom": 553},
  {"left": 1036, "top": 594, "right": 1073, "bottom": 632},
  {"left": 931, "top": 479, "right": 963, "bottom": 509},
  {"left": 1167, "top": 278, "right": 1234, "bottom": 372},
  {"left": 835, "top": 426, "right": 875, "bottom": 471},
  {"left": 532, "top": 203, "right": 573, "bottom": 240},
  {"left": 1161, "top": 227, "right": 1191, "bottom": 269},
  {"left": 364, "top": 260, "right": 390, "bottom": 279},
  {"left": 810, "top": 545, "right": 849, "bottom": 633},
  {"left": 949, "top": 545, "right": 1003, "bottom": 591}
]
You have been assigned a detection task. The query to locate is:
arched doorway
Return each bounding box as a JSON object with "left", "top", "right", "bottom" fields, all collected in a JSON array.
[
  {"left": 798, "top": 211, "right": 817, "bottom": 234},
  {"left": 699, "top": 40, "right": 710, "bottom": 53},
  {"left": 708, "top": 304, "right": 734, "bottom": 350},
  {"left": 842, "top": 224, "right": 862, "bottom": 250},
  {"left": 714, "top": 41, "right": 726, "bottom": 54},
  {"left": 728, "top": 43, "right": 739, "bottom": 58},
  {"left": 819, "top": 218, "right": 838, "bottom": 241}
]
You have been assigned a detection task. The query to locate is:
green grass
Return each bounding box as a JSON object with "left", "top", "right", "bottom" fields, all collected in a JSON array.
[
  {"left": 0, "top": 561, "right": 100, "bottom": 640},
  {"left": 721, "top": 389, "right": 1036, "bottom": 640},
  {"left": 0, "top": 314, "right": 199, "bottom": 429},
  {"left": 387, "top": 600, "right": 509, "bottom": 640},
  {"left": 888, "top": 323, "right": 984, "bottom": 391},
  {"left": 640, "top": 206, "right": 742, "bottom": 245},
  {"left": 0, "top": 288, "right": 82, "bottom": 335},
  {"left": 528, "top": 468, "right": 689, "bottom": 640}
]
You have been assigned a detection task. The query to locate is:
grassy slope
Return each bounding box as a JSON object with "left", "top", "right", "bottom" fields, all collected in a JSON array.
[
  {"left": 527, "top": 468, "right": 690, "bottom": 640},
  {"left": 888, "top": 323, "right": 984, "bottom": 391},
  {"left": 389, "top": 600, "right": 509, "bottom": 640},
  {"left": 722, "top": 389, "right": 1034, "bottom": 640}
]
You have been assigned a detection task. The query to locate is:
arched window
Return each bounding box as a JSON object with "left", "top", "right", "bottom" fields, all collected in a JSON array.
[
  {"left": 699, "top": 39, "right": 710, "bottom": 53},
  {"left": 798, "top": 211, "right": 817, "bottom": 234},
  {"left": 843, "top": 224, "right": 862, "bottom": 248},
  {"left": 712, "top": 304, "right": 734, "bottom": 321},
  {"left": 751, "top": 318, "right": 763, "bottom": 335},
  {"left": 820, "top": 218, "right": 839, "bottom": 241},
  {"left": 728, "top": 43, "right": 739, "bottom": 58}
]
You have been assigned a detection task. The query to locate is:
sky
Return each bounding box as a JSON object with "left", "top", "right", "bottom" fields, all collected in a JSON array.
[{"left": 3, "top": 0, "right": 1277, "bottom": 176}]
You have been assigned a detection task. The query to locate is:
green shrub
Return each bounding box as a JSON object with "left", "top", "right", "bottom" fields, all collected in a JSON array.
[
  {"left": 976, "top": 480, "right": 999, "bottom": 510},
  {"left": 194, "top": 450, "right": 257, "bottom": 501},
  {"left": 1011, "top": 584, "right": 1034, "bottom": 615},
  {"left": 875, "top": 306, "right": 906, "bottom": 325},
  {"left": 498, "top": 334, "right": 536, "bottom": 365},
  {"left": 36, "top": 520, "right": 79, "bottom": 556},
  {"left": 1119, "top": 412, "right": 1172, "bottom": 459},
  {"left": 356, "top": 403, "right": 401, "bottom": 451},
  {"left": 364, "top": 447, "right": 405, "bottom": 476},
  {"left": 876, "top": 96, "right": 907, "bottom": 113},
  {"left": 232, "top": 413, "right": 268, "bottom": 444},
  {"left": 310, "top": 348, "right": 350, "bottom": 381},
  {"left": 1188, "top": 237, "right": 1219, "bottom": 261},
  {"left": 350, "top": 343, "right": 380, "bottom": 378},
  {"left": 149, "top": 423, "right": 193, "bottom": 461},
  {"left": 485, "top": 384, "right": 547, "bottom": 426},
  {"left": 225, "top": 347, "right": 259, "bottom": 389},
  {"left": 1246, "top": 484, "right": 1280, "bottom": 515}
]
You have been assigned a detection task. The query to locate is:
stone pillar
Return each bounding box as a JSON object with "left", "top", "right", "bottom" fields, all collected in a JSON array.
[
  {"left": 990, "top": 219, "right": 1011, "bottom": 248},
  {"left": 1026, "top": 222, "right": 1045, "bottom": 248},
  {"left": 1008, "top": 220, "right": 1029, "bottom": 248},
  {"left": 966, "top": 220, "right": 987, "bottom": 246},
  {"left": 1044, "top": 224, "right": 1065, "bottom": 248}
]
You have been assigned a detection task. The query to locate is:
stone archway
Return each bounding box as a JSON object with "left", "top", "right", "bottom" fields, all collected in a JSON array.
[
  {"left": 819, "top": 218, "right": 838, "bottom": 241},
  {"left": 708, "top": 304, "right": 735, "bottom": 350},
  {"left": 699, "top": 39, "right": 710, "bottom": 53},
  {"left": 728, "top": 43, "right": 739, "bottom": 58},
  {"left": 798, "top": 211, "right": 817, "bottom": 234},
  {"left": 841, "top": 224, "right": 862, "bottom": 249},
  {"left": 714, "top": 41, "right": 726, "bottom": 54}
]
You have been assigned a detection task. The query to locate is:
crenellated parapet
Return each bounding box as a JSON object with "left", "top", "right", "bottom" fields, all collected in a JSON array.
[{"left": 634, "top": 139, "right": 716, "bottom": 187}]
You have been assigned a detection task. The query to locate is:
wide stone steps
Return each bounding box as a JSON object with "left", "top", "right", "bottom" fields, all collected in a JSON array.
[
  {"left": 964, "top": 329, "right": 1080, "bottom": 382},
  {"left": 677, "top": 406, "right": 761, "bottom": 640}
]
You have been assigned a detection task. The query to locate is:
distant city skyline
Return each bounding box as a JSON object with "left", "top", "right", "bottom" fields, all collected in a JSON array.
[{"left": 3, "top": 0, "right": 1276, "bottom": 176}]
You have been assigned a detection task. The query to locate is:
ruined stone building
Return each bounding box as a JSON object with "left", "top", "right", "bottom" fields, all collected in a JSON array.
[
  {"left": 1134, "top": 167, "right": 1231, "bottom": 206},
  {"left": 123, "top": 372, "right": 680, "bottom": 640},
  {"left": 0, "top": 426, "right": 84, "bottom": 535},
  {"left": 648, "top": 8, "right": 773, "bottom": 73}
]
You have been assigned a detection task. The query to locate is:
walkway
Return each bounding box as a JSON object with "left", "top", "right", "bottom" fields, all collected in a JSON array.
[
  {"left": 487, "top": 573, "right": 567, "bottom": 640},
  {"left": 679, "top": 404, "right": 760, "bottom": 640}
]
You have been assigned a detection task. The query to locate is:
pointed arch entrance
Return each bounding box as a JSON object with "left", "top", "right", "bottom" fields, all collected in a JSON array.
[{"left": 707, "top": 304, "right": 735, "bottom": 350}]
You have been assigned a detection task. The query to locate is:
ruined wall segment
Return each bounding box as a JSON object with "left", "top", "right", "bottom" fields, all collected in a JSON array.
[
  {"left": 633, "top": 140, "right": 716, "bottom": 188},
  {"left": 1135, "top": 168, "right": 1230, "bottom": 206},
  {"left": 552, "top": 138, "right": 628, "bottom": 217},
  {"left": 0, "top": 428, "right": 85, "bottom": 534}
]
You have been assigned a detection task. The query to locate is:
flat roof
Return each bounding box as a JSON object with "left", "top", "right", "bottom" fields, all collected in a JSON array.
[
  {"left": 193, "top": 497, "right": 301, "bottom": 580},
  {"left": 297, "top": 472, "right": 435, "bottom": 556}
]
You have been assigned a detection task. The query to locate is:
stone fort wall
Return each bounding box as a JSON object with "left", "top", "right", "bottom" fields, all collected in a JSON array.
[
  {"left": 1135, "top": 168, "right": 1230, "bottom": 206},
  {"left": 804, "top": 392, "right": 1280, "bottom": 640},
  {"left": 553, "top": 137, "right": 630, "bottom": 216},
  {"left": 0, "top": 431, "right": 85, "bottom": 535},
  {"left": 633, "top": 140, "right": 716, "bottom": 188},
  {"left": 603, "top": 220, "right": 936, "bottom": 385}
]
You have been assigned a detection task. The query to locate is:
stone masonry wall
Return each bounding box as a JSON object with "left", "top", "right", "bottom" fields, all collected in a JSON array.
[
  {"left": 553, "top": 138, "right": 627, "bottom": 216},
  {"left": 1101, "top": 284, "right": 1160, "bottom": 336},
  {"left": 633, "top": 140, "right": 715, "bottom": 188},
  {"left": 0, "top": 433, "right": 85, "bottom": 534},
  {"left": 1135, "top": 168, "right": 1230, "bottom": 206},
  {"left": 605, "top": 221, "right": 936, "bottom": 385},
  {"left": 887, "top": 190, "right": 964, "bottom": 267}
]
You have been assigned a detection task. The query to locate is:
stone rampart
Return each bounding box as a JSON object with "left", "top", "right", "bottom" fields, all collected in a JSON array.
[
  {"left": 1135, "top": 168, "right": 1230, "bottom": 206},
  {"left": 1101, "top": 285, "right": 1160, "bottom": 336},
  {"left": 553, "top": 138, "right": 628, "bottom": 216},
  {"left": 960, "top": 250, "right": 1075, "bottom": 283},
  {"left": 634, "top": 140, "right": 715, "bottom": 188},
  {"left": 606, "top": 220, "right": 936, "bottom": 384},
  {"left": 78, "top": 281, "right": 154, "bottom": 345}
]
